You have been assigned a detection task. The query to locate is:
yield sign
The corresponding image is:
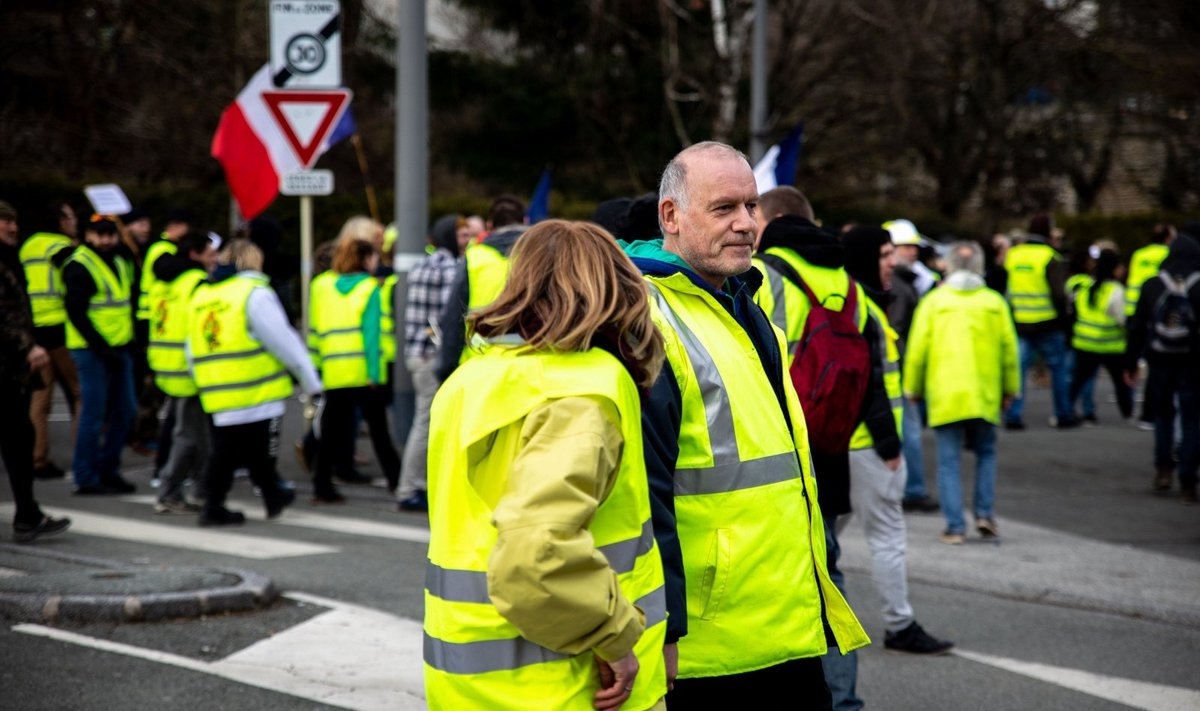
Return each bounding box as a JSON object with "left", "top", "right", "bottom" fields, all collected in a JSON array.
[{"left": 261, "top": 89, "right": 352, "bottom": 169}]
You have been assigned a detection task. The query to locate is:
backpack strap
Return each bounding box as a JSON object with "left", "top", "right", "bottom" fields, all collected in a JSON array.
[{"left": 758, "top": 252, "right": 856, "bottom": 313}]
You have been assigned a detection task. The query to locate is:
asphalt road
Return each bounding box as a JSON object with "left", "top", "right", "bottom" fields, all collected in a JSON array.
[{"left": 1, "top": 376, "right": 1197, "bottom": 710}]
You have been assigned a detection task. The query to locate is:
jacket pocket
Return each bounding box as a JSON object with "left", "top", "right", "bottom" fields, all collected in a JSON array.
[{"left": 698, "top": 528, "right": 730, "bottom": 620}]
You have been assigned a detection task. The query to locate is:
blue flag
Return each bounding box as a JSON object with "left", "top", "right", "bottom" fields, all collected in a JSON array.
[
  {"left": 328, "top": 107, "right": 357, "bottom": 146},
  {"left": 527, "top": 167, "right": 552, "bottom": 223}
]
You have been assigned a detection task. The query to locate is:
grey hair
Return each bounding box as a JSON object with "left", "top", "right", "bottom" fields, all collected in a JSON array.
[
  {"left": 658, "top": 141, "right": 751, "bottom": 234},
  {"left": 946, "top": 240, "right": 985, "bottom": 276}
]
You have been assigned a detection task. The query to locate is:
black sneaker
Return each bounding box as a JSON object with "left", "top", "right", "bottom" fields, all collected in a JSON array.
[
  {"left": 397, "top": 490, "right": 428, "bottom": 512},
  {"left": 902, "top": 495, "right": 940, "bottom": 513},
  {"left": 1004, "top": 420, "right": 1025, "bottom": 431},
  {"left": 1082, "top": 414, "right": 1099, "bottom": 427},
  {"left": 884, "top": 621, "right": 954, "bottom": 655},
  {"left": 1056, "top": 416, "right": 1082, "bottom": 430},
  {"left": 336, "top": 469, "right": 374, "bottom": 485},
  {"left": 13, "top": 516, "right": 71, "bottom": 544},
  {"left": 198, "top": 507, "right": 246, "bottom": 527},
  {"left": 266, "top": 487, "right": 297, "bottom": 519},
  {"left": 73, "top": 483, "right": 118, "bottom": 496},
  {"left": 33, "top": 463, "right": 66, "bottom": 480},
  {"left": 102, "top": 477, "right": 137, "bottom": 494}
]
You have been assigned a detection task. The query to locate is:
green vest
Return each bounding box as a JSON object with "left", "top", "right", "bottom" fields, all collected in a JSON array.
[
  {"left": 1125, "top": 243, "right": 1170, "bottom": 316},
  {"left": 1072, "top": 281, "right": 1125, "bottom": 354},
  {"left": 646, "top": 272, "right": 869, "bottom": 678},
  {"left": 309, "top": 275, "right": 380, "bottom": 389},
  {"left": 64, "top": 245, "right": 134, "bottom": 350},
  {"left": 19, "top": 232, "right": 73, "bottom": 327},
  {"left": 460, "top": 243, "right": 511, "bottom": 363},
  {"left": 147, "top": 269, "right": 207, "bottom": 397},
  {"left": 424, "top": 346, "right": 667, "bottom": 710},
  {"left": 1005, "top": 242, "right": 1060, "bottom": 324},
  {"left": 139, "top": 240, "right": 178, "bottom": 320},
  {"left": 189, "top": 274, "right": 293, "bottom": 414},
  {"left": 850, "top": 299, "right": 904, "bottom": 450}
]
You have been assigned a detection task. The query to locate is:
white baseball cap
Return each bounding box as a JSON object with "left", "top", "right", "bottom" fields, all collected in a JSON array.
[{"left": 883, "top": 219, "right": 927, "bottom": 247}]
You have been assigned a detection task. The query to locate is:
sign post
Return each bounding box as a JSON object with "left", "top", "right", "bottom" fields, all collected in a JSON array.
[{"left": 269, "top": 0, "right": 343, "bottom": 333}]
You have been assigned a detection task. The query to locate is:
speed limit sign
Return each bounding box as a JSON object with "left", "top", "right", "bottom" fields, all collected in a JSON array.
[{"left": 269, "top": 1, "right": 341, "bottom": 88}]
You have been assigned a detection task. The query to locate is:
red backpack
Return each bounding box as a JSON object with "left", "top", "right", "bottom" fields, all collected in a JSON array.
[{"left": 761, "top": 255, "right": 871, "bottom": 455}]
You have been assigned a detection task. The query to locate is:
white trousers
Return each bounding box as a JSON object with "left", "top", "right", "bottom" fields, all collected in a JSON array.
[{"left": 846, "top": 448, "right": 915, "bottom": 632}]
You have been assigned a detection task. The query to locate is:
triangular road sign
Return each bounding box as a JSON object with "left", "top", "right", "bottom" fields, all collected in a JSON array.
[{"left": 262, "top": 89, "right": 352, "bottom": 169}]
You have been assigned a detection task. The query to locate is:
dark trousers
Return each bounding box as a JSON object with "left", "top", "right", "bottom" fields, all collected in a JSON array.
[
  {"left": 667, "top": 657, "right": 832, "bottom": 710},
  {"left": 315, "top": 386, "right": 401, "bottom": 495},
  {"left": 1069, "top": 351, "right": 1133, "bottom": 419},
  {"left": 0, "top": 380, "right": 43, "bottom": 525},
  {"left": 205, "top": 417, "right": 285, "bottom": 514},
  {"left": 1148, "top": 364, "right": 1200, "bottom": 485}
]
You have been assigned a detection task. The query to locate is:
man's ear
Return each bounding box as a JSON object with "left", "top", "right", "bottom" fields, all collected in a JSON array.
[{"left": 660, "top": 199, "right": 680, "bottom": 237}]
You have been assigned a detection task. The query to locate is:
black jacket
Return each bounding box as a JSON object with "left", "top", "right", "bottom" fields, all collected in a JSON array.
[
  {"left": 0, "top": 242, "right": 36, "bottom": 384},
  {"left": 434, "top": 226, "right": 526, "bottom": 382},
  {"left": 1125, "top": 233, "right": 1200, "bottom": 372},
  {"left": 62, "top": 245, "right": 136, "bottom": 355}
]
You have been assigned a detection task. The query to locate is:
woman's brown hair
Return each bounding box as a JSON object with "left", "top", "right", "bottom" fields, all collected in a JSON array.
[
  {"left": 331, "top": 235, "right": 377, "bottom": 274},
  {"left": 471, "top": 219, "right": 664, "bottom": 390}
]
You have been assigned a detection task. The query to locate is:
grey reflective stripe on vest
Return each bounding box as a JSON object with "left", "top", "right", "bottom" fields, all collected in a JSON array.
[
  {"left": 192, "top": 347, "right": 268, "bottom": 364},
  {"left": 155, "top": 369, "right": 192, "bottom": 378},
  {"left": 646, "top": 282, "right": 802, "bottom": 496},
  {"left": 318, "top": 326, "right": 362, "bottom": 337},
  {"left": 322, "top": 351, "right": 368, "bottom": 361},
  {"left": 426, "top": 519, "right": 656, "bottom": 604},
  {"left": 597, "top": 519, "right": 654, "bottom": 575},
  {"left": 766, "top": 266, "right": 787, "bottom": 333},
  {"left": 889, "top": 396, "right": 905, "bottom": 410},
  {"left": 196, "top": 371, "right": 288, "bottom": 393},
  {"left": 149, "top": 340, "right": 186, "bottom": 350},
  {"left": 426, "top": 563, "right": 490, "bottom": 604},
  {"left": 635, "top": 584, "right": 667, "bottom": 628},
  {"left": 27, "top": 290, "right": 59, "bottom": 298},
  {"left": 424, "top": 632, "right": 571, "bottom": 675},
  {"left": 422, "top": 586, "right": 668, "bottom": 674}
]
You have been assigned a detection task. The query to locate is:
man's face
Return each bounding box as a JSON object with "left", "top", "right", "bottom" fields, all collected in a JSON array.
[
  {"left": 879, "top": 241, "right": 896, "bottom": 290},
  {"left": 0, "top": 218, "right": 17, "bottom": 246},
  {"left": 85, "top": 228, "right": 119, "bottom": 252},
  {"left": 894, "top": 244, "right": 919, "bottom": 266},
  {"left": 191, "top": 244, "right": 218, "bottom": 273},
  {"left": 60, "top": 205, "right": 78, "bottom": 238},
  {"left": 660, "top": 151, "right": 759, "bottom": 288},
  {"left": 456, "top": 225, "right": 472, "bottom": 253},
  {"left": 127, "top": 217, "right": 151, "bottom": 244}
]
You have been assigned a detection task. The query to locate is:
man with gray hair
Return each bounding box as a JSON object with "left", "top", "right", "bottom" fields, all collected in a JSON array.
[
  {"left": 903, "top": 241, "right": 1021, "bottom": 544},
  {"left": 625, "top": 141, "right": 867, "bottom": 706}
]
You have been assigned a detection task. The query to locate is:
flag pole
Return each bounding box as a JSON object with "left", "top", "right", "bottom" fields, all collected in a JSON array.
[{"left": 350, "top": 133, "right": 380, "bottom": 223}]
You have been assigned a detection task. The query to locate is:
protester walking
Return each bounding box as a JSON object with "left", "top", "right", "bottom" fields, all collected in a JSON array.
[
  {"left": 905, "top": 242, "right": 1021, "bottom": 543},
  {"left": 1068, "top": 249, "right": 1132, "bottom": 422}
]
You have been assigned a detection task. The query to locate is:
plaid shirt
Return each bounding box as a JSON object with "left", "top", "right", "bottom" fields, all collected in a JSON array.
[{"left": 404, "top": 248, "right": 458, "bottom": 360}]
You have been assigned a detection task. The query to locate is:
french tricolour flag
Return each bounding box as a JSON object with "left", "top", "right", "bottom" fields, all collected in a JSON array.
[{"left": 211, "top": 64, "right": 354, "bottom": 219}]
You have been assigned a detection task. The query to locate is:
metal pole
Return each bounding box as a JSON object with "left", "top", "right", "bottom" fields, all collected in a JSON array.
[
  {"left": 300, "top": 195, "right": 313, "bottom": 335},
  {"left": 391, "top": 0, "right": 428, "bottom": 445},
  {"left": 749, "top": 0, "right": 768, "bottom": 163}
]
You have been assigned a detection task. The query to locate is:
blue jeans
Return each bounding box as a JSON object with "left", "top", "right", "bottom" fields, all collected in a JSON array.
[
  {"left": 1064, "top": 348, "right": 1096, "bottom": 418},
  {"left": 70, "top": 349, "right": 136, "bottom": 488},
  {"left": 820, "top": 515, "right": 863, "bottom": 711},
  {"left": 902, "top": 399, "right": 927, "bottom": 499},
  {"left": 1007, "top": 330, "right": 1072, "bottom": 423},
  {"left": 1149, "top": 364, "right": 1200, "bottom": 486},
  {"left": 934, "top": 420, "right": 997, "bottom": 534}
]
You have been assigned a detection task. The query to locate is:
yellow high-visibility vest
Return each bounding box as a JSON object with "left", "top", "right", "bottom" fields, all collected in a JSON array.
[
  {"left": 138, "top": 240, "right": 178, "bottom": 320},
  {"left": 424, "top": 346, "right": 667, "bottom": 710},
  {"left": 1125, "top": 243, "right": 1169, "bottom": 316},
  {"left": 459, "top": 243, "right": 510, "bottom": 363},
  {"left": 850, "top": 298, "right": 903, "bottom": 450},
  {"left": 379, "top": 273, "right": 398, "bottom": 365},
  {"left": 147, "top": 269, "right": 207, "bottom": 397},
  {"left": 1005, "top": 242, "right": 1061, "bottom": 324},
  {"left": 189, "top": 274, "right": 292, "bottom": 414},
  {"left": 751, "top": 248, "right": 868, "bottom": 358},
  {"left": 19, "top": 232, "right": 73, "bottom": 327},
  {"left": 646, "top": 272, "right": 869, "bottom": 679},
  {"left": 1072, "top": 280, "right": 1125, "bottom": 354},
  {"left": 63, "top": 245, "right": 134, "bottom": 350},
  {"left": 309, "top": 274, "right": 380, "bottom": 389}
]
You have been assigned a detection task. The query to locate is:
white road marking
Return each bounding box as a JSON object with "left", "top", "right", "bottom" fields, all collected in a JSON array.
[
  {"left": 0, "top": 566, "right": 27, "bottom": 578},
  {"left": 954, "top": 648, "right": 1200, "bottom": 711},
  {"left": 14, "top": 592, "right": 426, "bottom": 710},
  {"left": 123, "top": 495, "right": 431, "bottom": 544},
  {"left": 0, "top": 505, "right": 335, "bottom": 560}
]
